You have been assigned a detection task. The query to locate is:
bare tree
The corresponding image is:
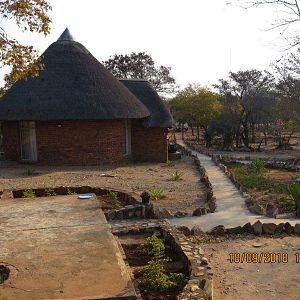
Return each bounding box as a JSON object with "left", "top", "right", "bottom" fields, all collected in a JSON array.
[{"left": 234, "top": 0, "right": 300, "bottom": 48}]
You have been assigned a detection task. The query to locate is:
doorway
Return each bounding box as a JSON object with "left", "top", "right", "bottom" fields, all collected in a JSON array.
[{"left": 20, "top": 121, "right": 37, "bottom": 161}]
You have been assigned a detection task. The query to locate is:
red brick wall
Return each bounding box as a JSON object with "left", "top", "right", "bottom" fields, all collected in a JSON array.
[
  {"left": 2, "top": 120, "right": 168, "bottom": 164},
  {"left": 36, "top": 120, "right": 125, "bottom": 165},
  {"left": 2, "top": 121, "right": 20, "bottom": 161},
  {"left": 131, "top": 120, "right": 168, "bottom": 163}
]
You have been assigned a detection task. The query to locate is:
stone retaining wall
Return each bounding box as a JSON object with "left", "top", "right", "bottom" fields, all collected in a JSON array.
[{"left": 112, "top": 221, "right": 213, "bottom": 300}]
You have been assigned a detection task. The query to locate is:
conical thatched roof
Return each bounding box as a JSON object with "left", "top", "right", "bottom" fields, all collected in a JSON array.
[
  {"left": 0, "top": 30, "right": 150, "bottom": 121},
  {"left": 120, "top": 79, "right": 173, "bottom": 128}
]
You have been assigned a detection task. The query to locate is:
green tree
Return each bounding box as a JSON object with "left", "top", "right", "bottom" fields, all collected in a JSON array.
[
  {"left": 169, "top": 84, "right": 222, "bottom": 146},
  {"left": 103, "top": 52, "right": 177, "bottom": 95},
  {"left": 0, "top": 0, "right": 51, "bottom": 94}
]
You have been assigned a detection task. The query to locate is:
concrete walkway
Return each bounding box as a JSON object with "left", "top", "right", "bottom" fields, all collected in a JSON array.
[{"left": 169, "top": 142, "right": 299, "bottom": 231}]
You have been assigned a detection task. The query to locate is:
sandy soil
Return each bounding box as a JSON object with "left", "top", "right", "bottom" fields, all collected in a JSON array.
[
  {"left": 0, "top": 156, "right": 206, "bottom": 214},
  {"left": 192, "top": 234, "right": 300, "bottom": 300},
  {"left": 266, "top": 169, "right": 299, "bottom": 183},
  {"left": 175, "top": 130, "right": 300, "bottom": 159}
]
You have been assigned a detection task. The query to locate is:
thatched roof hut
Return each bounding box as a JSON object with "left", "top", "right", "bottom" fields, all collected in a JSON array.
[
  {"left": 0, "top": 29, "right": 171, "bottom": 165},
  {"left": 0, "top": 29, "right": 150, "bottom": 121}
]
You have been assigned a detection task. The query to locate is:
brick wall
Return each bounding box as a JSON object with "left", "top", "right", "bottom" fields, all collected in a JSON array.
[
  {"left": 2, "top": 120, "right": 168, "bottom": 164},
  {"left": 36, "top": 120, "right": 125, "bottom": 165},
  {"left": 131, "top": 120, "right": 168, "bottom": 163},
  {"left": 2, "top": 121, "right": 20, "bottom": 161}
]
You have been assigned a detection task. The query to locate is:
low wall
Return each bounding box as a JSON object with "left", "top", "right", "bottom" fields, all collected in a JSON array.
[{"left": 113, "top": 221, "right": 213, "bottom": 300}]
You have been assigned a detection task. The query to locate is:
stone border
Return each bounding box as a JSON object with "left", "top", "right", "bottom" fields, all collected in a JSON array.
[
  {"left": 0, "top": 185, "right": 159, "bottom": 222},
  {"left": 175, "top": 143, "right": 216, "bottom": 216},
  {"left": 184, "top": 221, "right": 300, "bottom": 236},
  {"left": 184, "top": 141, "right": 300, "bottom": 172},
  {"left": 194, "top": 157, "right": 216, "bottom": 214},
  {"left": 105, "top": 203, "right": 154, "bottom": 221},
  {"left": 112, "top": 221, "right": 213, "bottom": 300}
]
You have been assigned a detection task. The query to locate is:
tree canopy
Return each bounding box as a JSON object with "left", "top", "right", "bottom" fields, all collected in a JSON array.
[
  {"left": 103, "top": 52, "right": 177, "bottom": 96},
  {"left": 0, "top": 0, "right": 51, "bottom": 94}
]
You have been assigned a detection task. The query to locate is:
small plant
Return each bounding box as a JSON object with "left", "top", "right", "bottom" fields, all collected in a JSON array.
[
  {"left": 106, "top": 190, "right": 121, "bottom": 209},
  {"left": 138, "top": 235, "right": 185, "bottom": 293},
  {"left": 170, "top": 170, "right": 183, "bottom": 181},
  {"left": 250, "top": 158, "right": 266, "bottom": 174},
  {"left": 140, "top": 234, "right": 165, "bottom": 256},
  {"left": 290, "top": 178, "right": 300, "bottom": 215},
  {"left": 148, "top": 187, "right": 164, "bottom": 200},
  {"left": 66, "top": 187, "right": 76, "bottom": 195},
  {"left": 45, "top": 188, "right": 56, "bottom": 196},
  {"left": 166, "top": 160, "right": 175, "bottom": 167},
  {"left": 25, "top": 167, "right": 37, "bottom": 176},
  {"left": 22, "top": 189, "right": 36, "bottom": 198}
]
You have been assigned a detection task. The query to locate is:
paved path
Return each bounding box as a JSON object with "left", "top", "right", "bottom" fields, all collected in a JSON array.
[{"left": 169, "top": 142, "right": 299, "bottom": 231}]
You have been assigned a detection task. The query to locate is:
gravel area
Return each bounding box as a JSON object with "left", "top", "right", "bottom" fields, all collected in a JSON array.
[
  {"left": 193, "top": 234, "right": 300, "bottom": 300},
  {"left": 0, "top": 156, "right": 206, "bottom": 214}
]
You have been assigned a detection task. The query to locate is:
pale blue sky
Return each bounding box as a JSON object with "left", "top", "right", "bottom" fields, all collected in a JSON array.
[{"left": 0, "top": 0, "right": 291, "bottom": 89}]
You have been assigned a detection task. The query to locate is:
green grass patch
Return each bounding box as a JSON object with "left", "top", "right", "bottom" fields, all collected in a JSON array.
[{"left": 228, "top": 164, "right": 289, "bottom": 193}]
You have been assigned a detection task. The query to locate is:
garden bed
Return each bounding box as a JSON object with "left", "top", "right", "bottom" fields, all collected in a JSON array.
[
  {"left": 120, "top": 233, "right": 189, "bottom": 300},
  {"left": 223, "top": 160, "right": 298, "bottom": 214}
]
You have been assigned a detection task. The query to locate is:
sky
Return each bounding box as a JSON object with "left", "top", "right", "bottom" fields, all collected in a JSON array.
[{"left": 0, "top": 0, "right": 294, "bottom": 90}]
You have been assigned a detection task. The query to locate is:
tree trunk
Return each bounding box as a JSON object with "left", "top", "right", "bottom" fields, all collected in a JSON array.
[{"left": 196, "top": 126, "right": 200, "bottom": 143}]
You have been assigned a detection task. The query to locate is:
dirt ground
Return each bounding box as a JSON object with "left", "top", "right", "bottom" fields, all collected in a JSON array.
[
  {"left": 174, "top": 130, "right": 300, "bottom": 159},
  {"left": 0, "top": 156, "right": 206, "bottom": 215},
  {"left": 193, "top": 234, "right": 300, "bottom": 300}
]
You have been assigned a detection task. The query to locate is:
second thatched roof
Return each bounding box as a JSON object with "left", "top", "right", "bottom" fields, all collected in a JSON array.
[{"left": 120, "top": 79, "right": 173, "bottom": 128}]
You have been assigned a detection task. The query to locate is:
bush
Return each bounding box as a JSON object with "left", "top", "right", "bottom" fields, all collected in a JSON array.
[
  {"left": 22, "top": 189, "right": 36, "bottom": 198},
  {"left": 290, "top": 178, "right": 300, "bottom": 212},
  {"left": 140, "top": 234, "right": 165, "bottom": 257},
  {"left": 66, "top": 187, "right": 76, "bottom": 195},
  {"left": 148, "top": 187, "right": 164, "bottom": 200},
  {"left": 45, "top": 188, "right": 56, "bottom": 196},
  {"left": 166, "top": 160, "right": 175, "bottom": 167},
  {"left": 138, "top": 235, "right": 185, "bottom": 293},
  {"left": 170, "top": 170, "right": 183, "bottom": 181},
  {"left": 250, "top": 158, "right": 266, "bottom": 173},
  {"left": 106, "top": 191, "right": 121, "bottom": 209},
  {"left": 139, "top": 259, "right": 185, "bottom": 293},
  {"left": 25, "top": 167, "right": 37, "bottom": 176}
]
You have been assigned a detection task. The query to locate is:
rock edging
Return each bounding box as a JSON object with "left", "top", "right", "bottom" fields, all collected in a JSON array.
[{"left": 112, "top": 221, "right": 213, "bottom": 300}]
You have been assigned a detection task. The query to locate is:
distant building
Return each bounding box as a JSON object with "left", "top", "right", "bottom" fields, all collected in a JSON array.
[{"left": 0, "top": 29, "right": 173, "bottom": 165}]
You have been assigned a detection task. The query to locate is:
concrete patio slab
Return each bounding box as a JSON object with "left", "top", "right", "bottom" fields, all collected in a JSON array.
[{"left": 0, "top": 195, "right": 136, "bottom": 300}]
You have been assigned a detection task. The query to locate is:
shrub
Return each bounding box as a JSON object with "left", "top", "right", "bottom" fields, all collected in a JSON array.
[
  {"left": 148, "top": 187, "right": 164, "bottom": 200},
  {"left": 25, "top": 167, "right": 37, "bottom": 176},
  {"left": 250, "top": 158, "right": 266, "bottom": 173},
  {"left": 290, "top": 178, "right": 300, "bottom": 212},
  {"left": 166, "top": 160, "right": 175, "bottom": 167},
  {"left": 45, "top": 188, "right": 56, "bottom": 196},
  {"left": 140, "top": 234, "right": 165, "bottom": 257},
  {"left": 170, "top": 170, "right": 183, "bottom": 181},
  {"left": 138, "top": 235, "right": 185, "bottom": 293},
  {"left": 106, "top": 191, "right": 121, "bottom": 209},
  {"left": 66, "top": 187, "right": 76, "bottom": 195},
  {"left": 22, "top": 189, "right": 36, "bottom": 198}
]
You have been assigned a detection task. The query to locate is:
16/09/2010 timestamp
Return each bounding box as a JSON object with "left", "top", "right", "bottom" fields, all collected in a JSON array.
[{"left": 228, "top": 252, "right": 300, "bottom": 263}]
